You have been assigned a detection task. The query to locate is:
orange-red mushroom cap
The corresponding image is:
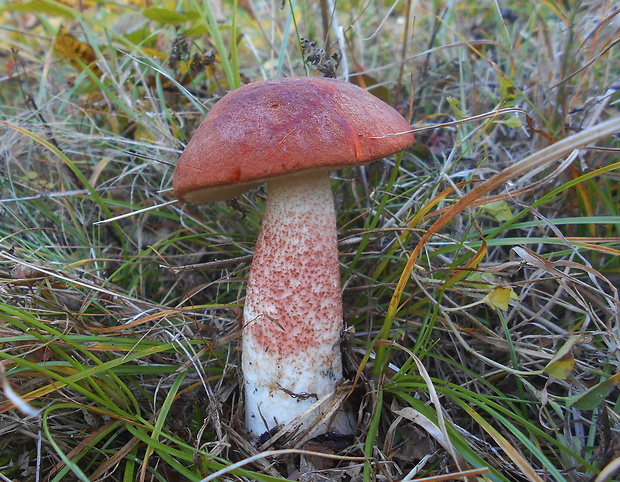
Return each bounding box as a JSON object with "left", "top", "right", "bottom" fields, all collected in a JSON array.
[{"left": 173, "top": 76, "right": 414, "bottom": 203}]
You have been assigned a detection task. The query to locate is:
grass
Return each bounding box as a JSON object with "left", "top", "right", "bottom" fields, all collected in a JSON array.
[{"left": 0, "top": 0, "right": 619, "bottom": 480}]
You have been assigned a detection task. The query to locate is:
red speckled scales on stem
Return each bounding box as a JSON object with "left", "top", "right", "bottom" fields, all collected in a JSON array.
[{"left": 242, "top": 172, "right": 351, "bottom": 435}]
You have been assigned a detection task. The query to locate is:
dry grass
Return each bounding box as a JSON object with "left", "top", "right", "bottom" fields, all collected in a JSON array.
[{"left": 0, "top": 0, "right": 619, "bottom": 480}]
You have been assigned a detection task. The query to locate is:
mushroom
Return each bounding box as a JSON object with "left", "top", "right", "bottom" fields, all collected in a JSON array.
[{"left": 173, "top": 76, "right": 414, "bottom": 438}]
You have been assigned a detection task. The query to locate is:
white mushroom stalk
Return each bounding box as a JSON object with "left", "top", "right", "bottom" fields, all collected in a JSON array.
[{"left": 242, "top": 172, "right": 351, "bottom": 435}]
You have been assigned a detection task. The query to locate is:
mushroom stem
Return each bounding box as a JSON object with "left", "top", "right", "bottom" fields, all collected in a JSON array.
[{"left": 242, "top": 171, "right": 351, "bottom": 436}]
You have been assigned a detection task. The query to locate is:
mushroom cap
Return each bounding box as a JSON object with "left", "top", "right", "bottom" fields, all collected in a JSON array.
[{"left": 173, "top": 76, "right": 414, "bottom": 203}]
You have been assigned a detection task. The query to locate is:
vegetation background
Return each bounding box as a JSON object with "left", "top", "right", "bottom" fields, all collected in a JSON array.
[{"left": 0, "top": 0, "right": 619, "bottom": 480}]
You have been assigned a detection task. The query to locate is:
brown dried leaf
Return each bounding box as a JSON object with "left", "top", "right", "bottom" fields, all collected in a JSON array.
[{"left": 52, "top": 25, "right": 101, "bottom": 76}]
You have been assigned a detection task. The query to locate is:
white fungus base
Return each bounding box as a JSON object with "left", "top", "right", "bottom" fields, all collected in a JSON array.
[{"left": 242, "top": 172, "right": 354, "bottom": 437}]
